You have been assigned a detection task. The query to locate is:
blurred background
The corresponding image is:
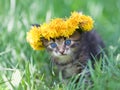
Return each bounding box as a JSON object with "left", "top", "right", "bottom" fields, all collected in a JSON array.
[{"left": 0, "top": 0, "right": 120, "bottom": 89}]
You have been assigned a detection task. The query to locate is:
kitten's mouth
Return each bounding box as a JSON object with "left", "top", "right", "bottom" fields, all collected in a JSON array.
[
  {"left": 61, "top": 54, "right": 67, "bottom": 55},
  {"left": 59, "top": 53, "right": 67, "bottom": 56}
]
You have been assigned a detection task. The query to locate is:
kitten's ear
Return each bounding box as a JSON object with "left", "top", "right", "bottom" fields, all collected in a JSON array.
[
  {"left": 31, "top": 24, "right": 40, "bottom": 28},
  {"left": 70, "top": 31, "right": 81, "bottom": 40},
  {"left": 41, "top": 38, "right": 49, "bottom": 47}
]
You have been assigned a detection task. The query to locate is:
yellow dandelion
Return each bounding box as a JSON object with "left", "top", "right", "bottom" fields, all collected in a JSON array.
[
  {"left": 67, "top": 12, "right": 94, "bottom": 32},
  {"left": 40, "top": 23, "right": 54, "bottom": 40},
  {"left": 26, "top": 26, "right": 44, "bottom": 50},
  {"left": 48, "top": 18, "right": 63, "bottom": 38},
  {"left": 50, "top": 19, "right": 68, "bottom": 37},
  {"left": 26, "top": 12, "right": 94, "bottom": 50},
  {"left": 40, "top": 18, "right": 68, "bottom": 39},
  {"left": 79, "top": 15, "right": 94, "bottom": 31},
  {"left": 67, "top": 12, "right": 82, "bottom": 30}
]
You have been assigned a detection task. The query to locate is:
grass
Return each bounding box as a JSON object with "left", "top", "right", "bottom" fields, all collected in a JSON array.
[{"left": 0, "top": 0, "right": 120, "bottom": 90}]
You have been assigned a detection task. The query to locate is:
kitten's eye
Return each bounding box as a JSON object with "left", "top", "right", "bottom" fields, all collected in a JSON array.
[
  {"left": 65, "top": 40, "right": 71, "bottom": 46},
  {"left": 50, "top": 43, "right": 57, "bottom": 48}
]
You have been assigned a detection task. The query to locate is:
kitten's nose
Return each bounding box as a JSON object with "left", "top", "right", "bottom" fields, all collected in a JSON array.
[{"left": 59, "top": 49, "right": 64, "bottom": 54}]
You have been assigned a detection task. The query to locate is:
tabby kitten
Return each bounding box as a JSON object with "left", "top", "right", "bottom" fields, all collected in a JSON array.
[{"left": 42, "top": 30, "right": 105, "bottom": 79}]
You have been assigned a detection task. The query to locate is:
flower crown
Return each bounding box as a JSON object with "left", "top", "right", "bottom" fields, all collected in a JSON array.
[{"left": 26, "top": 12, "right": 94, "bottom": 50}]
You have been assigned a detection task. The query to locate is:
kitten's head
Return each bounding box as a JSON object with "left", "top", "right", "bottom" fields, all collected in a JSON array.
[{"left": 42, "top": 31, "right": 81, "bottom": 64}]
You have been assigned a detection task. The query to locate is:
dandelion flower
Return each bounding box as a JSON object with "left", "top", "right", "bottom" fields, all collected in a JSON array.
[
  {"left": 26, "top": 26, "right": 44, "bottom": 50},
  {"left": 26, "top": 12, "right": 94, "bottom": 50}
]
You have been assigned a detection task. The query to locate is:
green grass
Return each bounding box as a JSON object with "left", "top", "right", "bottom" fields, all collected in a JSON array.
[{"left": 0, "top": 0, "right": 120, "bottom": 90}]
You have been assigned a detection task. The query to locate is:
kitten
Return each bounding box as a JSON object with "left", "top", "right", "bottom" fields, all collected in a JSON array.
[{"left": 42, "top": 30, "right": 105, "bottom": 79}]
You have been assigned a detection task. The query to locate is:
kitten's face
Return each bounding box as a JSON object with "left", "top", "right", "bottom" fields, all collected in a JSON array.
[{"left": 43, "top": 31, "right": 81, "bottom": 64}]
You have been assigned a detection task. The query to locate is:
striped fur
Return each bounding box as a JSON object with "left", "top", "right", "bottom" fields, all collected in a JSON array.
[{"left": 42, "top": 30, "right": 105, "bottom": 79}]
